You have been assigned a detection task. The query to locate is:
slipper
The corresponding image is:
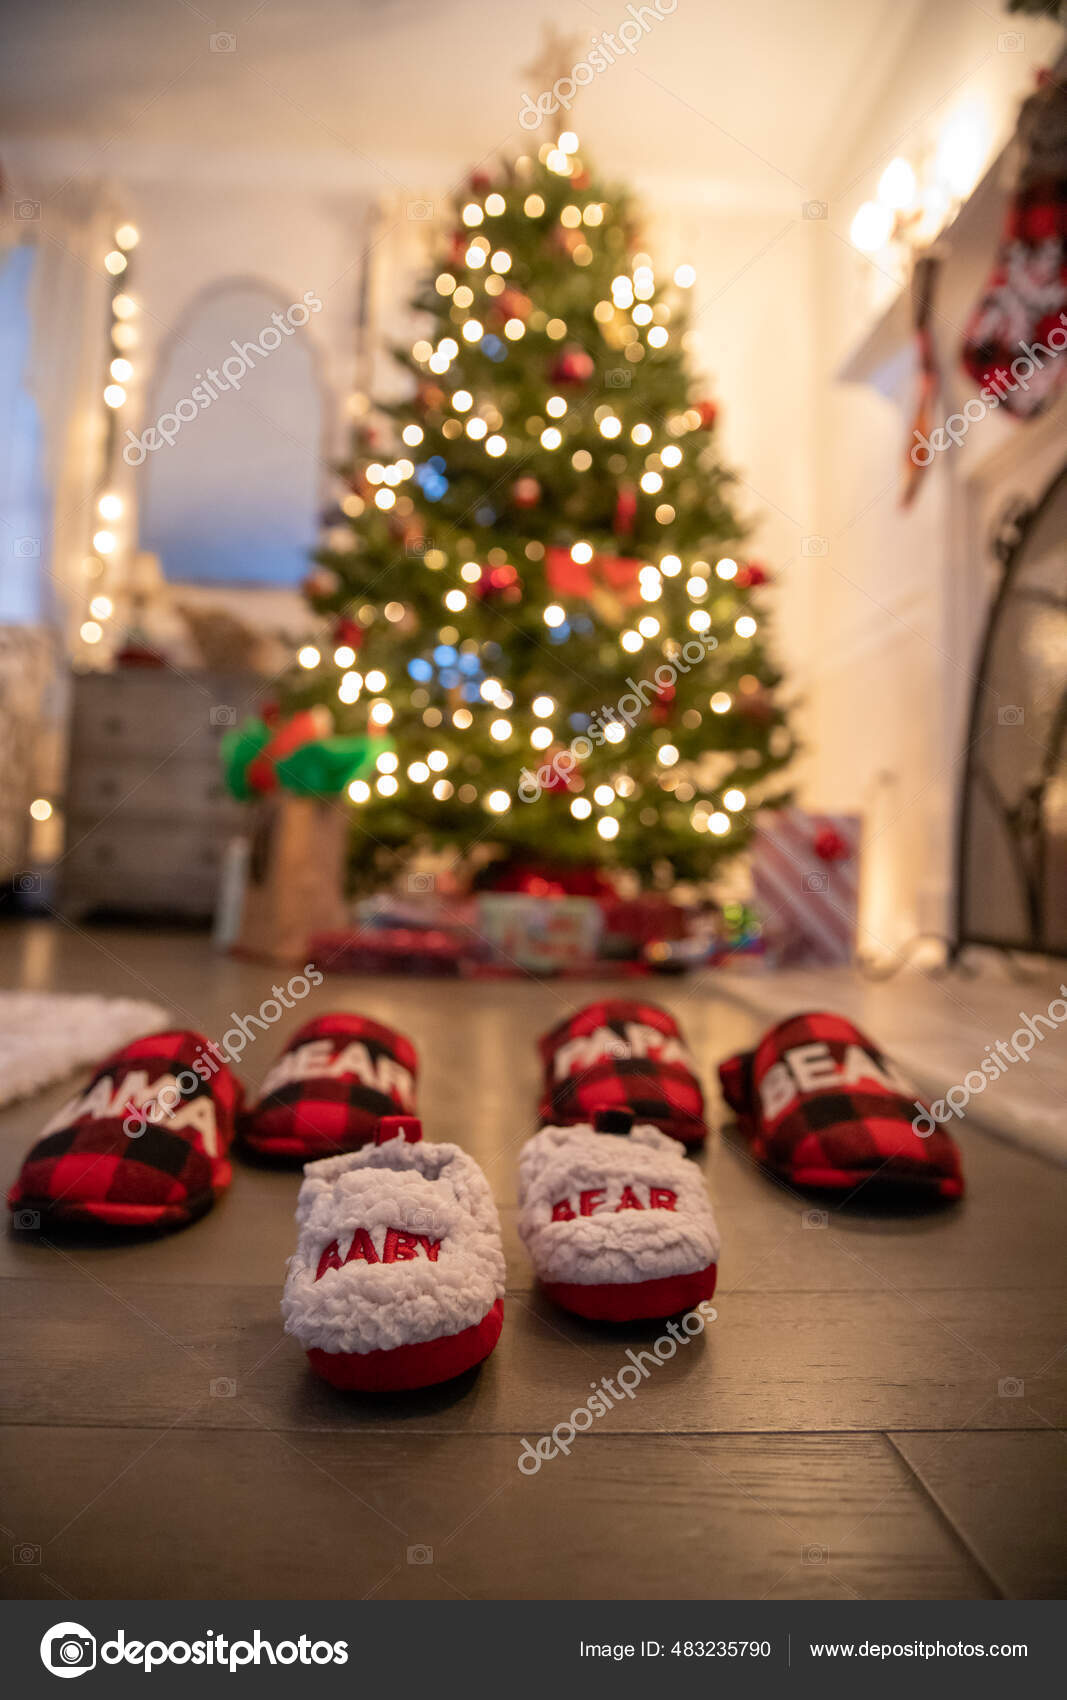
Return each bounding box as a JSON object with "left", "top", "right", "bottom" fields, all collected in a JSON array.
[
  {"left": 281, "top": 1117, "right": 506, "bottom": 1391},
  {"left": 518, "top": 1111, "right": 720, "bottom": 1320},
  {"left": 6, "top": 1029, "right": 241, "bottom": 1229},
  {"left": 538, "top": 998, "right": 707, "bottom": 1145},
  {"left": 242, "top": 1012, "right": 418, "bottom": 1160},
  {"left": 718, "top": 1011, "right": 965, "bottom": 1199}
]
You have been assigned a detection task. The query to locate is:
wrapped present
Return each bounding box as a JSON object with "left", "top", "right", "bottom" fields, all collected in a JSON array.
[
  {"left": 475, "top": 893, "right": 604, "bottom": 974},
  {"left": 309, "top": 925, "right": 476, "bottom": 977},
  {"left": 232, "top": 795, "right": 348, "bottom": 964},
  {"left": 600, "top": 895, "right": 689, "bottom": 960},
  {"left": 751, "top": 809, "right": 860, "bottom": 966}
]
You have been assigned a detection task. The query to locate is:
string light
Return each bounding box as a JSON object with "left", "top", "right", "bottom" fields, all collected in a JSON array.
[
  {"left": 377, "top": 774, "right": 398, "bottom": 796},
  {"left": 461, "top": 203, "right": 483, "bottom": 226},
  {"left": 485, "top": 434, "right": 507, "bottom": 457},
  {"left": 348, "top": 780, "right": 371, "bottom": 803},
  {"left": 80, "top": 620, "right": 103, "bottom": 645},
  {"left": 365, "top": 669, "right": 387, "bottom": 691},
  {"left": 604, "top": 722, "right": 625, "bottom": 744},
  {"left": 546, "top": 395, "right": 567, "bottom": 418},
  {"left": 97, "top": 493, "right": 123, "bottom": 520},
  {"left": 30, "top": 798, "right": 53, "bottom": 821},
  {"left": 541, "top": 426, "right": 562, "bottom": 449},
  {"left": 571, "top": 797, "right": 592, "bottom": 819},
  {"left": 570, "top": 541, "right": 593, "bottom": 564},
  {"left": 660, "top": 555, "right": 682, "bottom": 577},
  {"left": 543, "top": 604, "right": 566, "bottom": 627},
  {"left": 377, "top": 752, "right": 399, "bottom": 773},
  {"left": 724, "top": 788, "right": 746, "bottom": 811},
  {"left": 103, "top": 385, "right": 126, "bottom": 408},
  {"left": 674, "top": 264, "right": 696, "bottom": 287},
  {"left": 485, "top": 193, "right": 506, "bottom": 215},
  {"left": 402, "top": 424, "right": 424, "bottom": 445},
  {"left": 89, "top": 595, "right": 113, "bottom": 619},
  {"left": 427, "top": 749, "right": 449, "bottom": 771},
  {"left": 621, "top": 630, "right": 642, "bottom": 653},
  {"left": 504, "top": 319, "right": 525, "bottom": 339},
  {"left": 593, "top": 784, "right": 614, "bottom": 807},
  {"left": 597, "top": 816, "right": 619, "bottom": 841},
  {"left": 408, "top": 762, "right": 430, "bottom": 783},
  {"left": 486, "top": 790, "right": 511, "bottom": 813},
  {"left": 716, "top": 557, "right": 738, "bottom": 580},
  {"left": 490, "top": 718, "right": 512, "bottom": 741},
  {"left": 657, "top": 744, "right": 679, "bottom": 766},
  {"left": 531, "top": 725, "right": 553, "bottom": 749},
  {"left": 453, "top": 707, "right": 473, "bottom": 729},
  {"left": 689, "top": 610, "right": 711, "bottom": 633},
  {"left": 710, "top": 692, "right": 732, "bottom": 714},
  {"left": 524, "top": 194, "right": 545, "bottom": 216},
  {"left": 444, "top": 589, "right": 467, "bottom": 612},
  {"left": 735, "top": 615, "right": 757, "bottom": 637},
  {"left": 369, "top": 700, "right": 394, "bottom": 725},
  {"left": 532, "top": 696, "right": 554, "bottom": 717},
  {"left": 433, "top": 779, "right": 454, "bottom": 800},
  {"left": 708, "top": 812, "right": 731, "bottom": 836}
]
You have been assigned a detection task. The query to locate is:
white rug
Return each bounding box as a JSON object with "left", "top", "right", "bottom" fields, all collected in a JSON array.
[{"left": 0, "top": 991, "right": 170, "bottom": 1108}]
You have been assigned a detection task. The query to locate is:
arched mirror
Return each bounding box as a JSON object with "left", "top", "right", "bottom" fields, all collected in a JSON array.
[
  {"left": 139, "top": 279, "right": 325, "bottom": 587},
  {"left": 955, "top": 463, "right": 1067, "bottom": 957}
]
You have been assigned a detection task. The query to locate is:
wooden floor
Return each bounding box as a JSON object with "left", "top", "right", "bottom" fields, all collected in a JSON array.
[{"left": 1, "top": 920, "right": 1065, "bottom": 1601}]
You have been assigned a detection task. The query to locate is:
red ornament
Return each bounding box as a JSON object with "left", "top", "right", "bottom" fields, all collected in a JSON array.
[
  {"left": 469, "top": 168, "right": 491, "bottom": 192},
  {"left": 449, "top": 232, "right": 468, "bottom": 268},
  {"left": 550, "top": 345, "right": 595, "bottom": 385},
  {"left": 495, "top": 287, "right": 531, "bottom": 322},
  {"left": 512, "top": 475, "right": 541, "bottom": 509},
  {"left": 473, "top": 562, "right": 521, "bottom": 603},
  {"left": 613, "top": 482, "right": 637, "bottom": 537},
  {"left": 415, "top": 382, "right": 445, "bottom": 414},
  {"left": 695, "top": 399, "right": 718, "bottom": 429},
  {"left": 332, "top": 616, "right": 363, "bottom": 651},
  {"left": 735, "top": 561, "right": 770, "bottom": 588},
  {"left": 302, "top": 567, "right": 339, "bottom": 601},
  {"left": 814, "top": 825, "right": 851, "bottom": 864},
  {"left": 545, "top": 546, "right": 644, "bottom": 605}
]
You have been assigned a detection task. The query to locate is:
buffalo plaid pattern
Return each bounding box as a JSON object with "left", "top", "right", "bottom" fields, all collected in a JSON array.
[
  {"left": 538, "top": 997, "right": 707, "bottom": 1145},
  {"left": 7, "top": 1030, "right": 241, "bottom": 1229},
  {"left": 718, "top": 1011, "right": 964, "bottom": 1199},
  {"left": 241, "top": 1012, "right": 418, "bottom": 1160}
]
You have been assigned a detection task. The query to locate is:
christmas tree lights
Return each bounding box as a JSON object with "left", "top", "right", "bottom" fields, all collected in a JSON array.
[{"left": 286, "top": 134, "right": 795, "bottom": 884}]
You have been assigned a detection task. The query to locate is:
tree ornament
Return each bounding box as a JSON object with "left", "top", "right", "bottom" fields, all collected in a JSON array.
[
  {"left": 613, "top": 482, "right": 637, "bottom": 537},
  {"left": 495, "top": 287, "right": 531, "bottom": 322},
  {"left": 550, "top": 345, "right": 595, "bottom": 385},
  {"left": 695, "top": 399, "right": 719, "bottom": 429},
  {"left": 332, "top": 615, "right": 364, "bottom": 651},
  {"left": 302, "top": 566, "right": 340, "bottom": 601},
  {"left": 512, "top": 475, "right": 541, "bottom": 509},
  {"left": 735, "top": 562, "right": 770, "bottom": 588}
]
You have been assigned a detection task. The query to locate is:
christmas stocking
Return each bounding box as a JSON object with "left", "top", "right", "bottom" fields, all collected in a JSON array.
[{"left": 961, "top": 72, "right": 1067, "bottom": 419}]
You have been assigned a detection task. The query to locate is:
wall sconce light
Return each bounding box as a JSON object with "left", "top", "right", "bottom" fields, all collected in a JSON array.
[{"left": 850, "top": 104, "right": 991, "bottom": 258}]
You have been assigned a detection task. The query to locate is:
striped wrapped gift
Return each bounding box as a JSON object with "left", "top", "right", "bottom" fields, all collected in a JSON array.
[{"left": 751, "top": 809, "right": 861, "bottom": 966}]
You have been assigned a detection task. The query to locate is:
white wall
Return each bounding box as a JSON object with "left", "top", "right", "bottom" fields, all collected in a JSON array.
[{"left": 804, "top": 3, "right": 1064, "bottom": 955}]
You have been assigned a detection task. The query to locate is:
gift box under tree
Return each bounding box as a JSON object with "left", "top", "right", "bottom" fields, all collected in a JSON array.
[{"left": 751, "top": 809, "right": 860, "bottom": 966}]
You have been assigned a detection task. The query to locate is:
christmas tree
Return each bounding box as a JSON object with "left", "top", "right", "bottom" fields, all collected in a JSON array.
[{"left": 289, "top": 131, "right": 795, "bottom": 888}]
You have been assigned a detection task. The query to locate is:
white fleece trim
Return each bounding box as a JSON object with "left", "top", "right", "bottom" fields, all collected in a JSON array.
[
  {"left": 282, "top": 1141, "right": 505, "bottom": 1356},
  {"left": 518, "top": 1123, "right": 720, "bottom": 1288}
]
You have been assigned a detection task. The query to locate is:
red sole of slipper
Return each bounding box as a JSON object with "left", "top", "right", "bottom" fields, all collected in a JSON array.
[
  {"left": 306, "top": 1297, "right": 505, "bottom": 1392},
  {"left": 788, "top": 1164, "right": 964, "bottom": 1200},
  {"left": 542, "top": 1262, "right": 717, "bottom": 1322}
]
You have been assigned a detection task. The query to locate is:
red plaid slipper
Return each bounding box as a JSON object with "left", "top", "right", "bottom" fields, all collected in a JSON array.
[
  {"left": 242, "top": 1013, "right": 418, "bottom": 1160},
  {"left": 718, "top": 1011, "right": 964, "bottom": 1199},
  {"left": 6, "top": 1030, "right": 241, "bottom": 1229},
  {"left": 519, "top": 1112, "right": 720, "bottom": 1320},
  {"left": 539, "top": 998, "right": 707, "bottom": 1145},
  {"left": 282, "top": 1117, "right": 505, "bottom": 1391}
]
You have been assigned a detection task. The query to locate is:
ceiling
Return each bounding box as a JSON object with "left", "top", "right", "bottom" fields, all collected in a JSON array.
[{"left": 2, "top": 0, "right": 902, "bottom": 202}]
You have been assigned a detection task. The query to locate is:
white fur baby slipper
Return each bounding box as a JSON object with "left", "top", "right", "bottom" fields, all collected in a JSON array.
[
  {"left": 518, "top": 1111, "right": 720, "bottom": 1321},
  {"left": 281, "top": 1116, "right": 506, "bottom": 1391}
]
